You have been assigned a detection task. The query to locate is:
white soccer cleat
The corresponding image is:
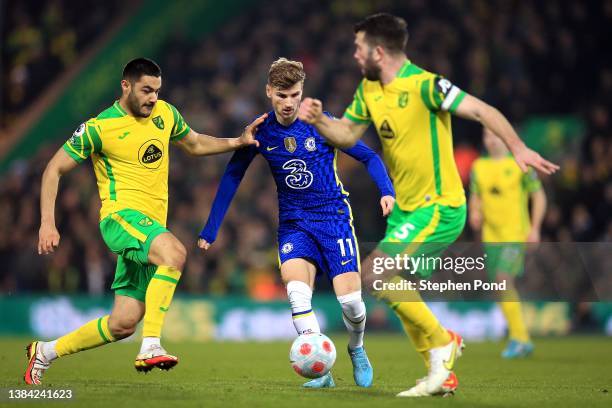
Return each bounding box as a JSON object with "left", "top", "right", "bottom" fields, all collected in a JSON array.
[
  {"left": 425, "top": 331, "right": 464, "bottom": 394},
  {"left": 398, "top": 372, "right": 459, "bottom": 397},
  {"left": 399, "top": 330, "right": 465, "bottom": 397},
  {"left": 397, "top": 380, "right": 429, "bottom": 397},
  {"left": 24, "top": 341, "right": 51, "bottom": 385},
  {"left": 134, "top": 345, "right": 179, "bottom": 373}
]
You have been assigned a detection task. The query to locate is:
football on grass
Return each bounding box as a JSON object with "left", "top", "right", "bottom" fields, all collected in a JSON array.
[{"left": 289, "top": 333, "right": 336, "bottom": 379}]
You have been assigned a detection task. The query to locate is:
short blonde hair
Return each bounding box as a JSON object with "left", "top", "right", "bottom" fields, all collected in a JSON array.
[{"left": 267, "top": 58, "right": 306, "bottom": 90}]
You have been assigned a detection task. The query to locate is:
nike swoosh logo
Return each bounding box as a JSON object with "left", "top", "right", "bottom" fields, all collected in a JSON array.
[
  {"left": 374, "top": 96, "right": 383, "bottom": 101},
  {"left": 159, "top": 306, "right": 169, "bottom": 312},
  {"left": 443, "top": 343, "right": 457, "bottom": 370},
  {"left": 341, "top": 259, "right": 352, "bottom": 266},
  {"left": 119, "top": 132, "right": 130, "bottom": 140},
  {"left": 266, "top": 146, "right": 279, "bottom": 151}
]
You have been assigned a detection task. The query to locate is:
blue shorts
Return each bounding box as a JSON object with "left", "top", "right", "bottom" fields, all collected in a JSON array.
[{"left": 277, "top": 205, "right": 360, "bottom": 280}]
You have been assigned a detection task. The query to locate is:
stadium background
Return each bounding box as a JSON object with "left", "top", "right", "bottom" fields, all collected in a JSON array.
[{"left": 0, "top": 0, "right": 610, "bottom": 342}]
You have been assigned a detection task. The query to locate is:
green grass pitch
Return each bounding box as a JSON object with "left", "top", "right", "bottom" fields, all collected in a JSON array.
[{"left": 0, "top": 335, "right": 610, "bottom": 407}]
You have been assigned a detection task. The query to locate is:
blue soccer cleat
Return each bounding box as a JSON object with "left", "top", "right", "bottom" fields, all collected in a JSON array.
[
  {"left": 303, "top": 372, "right": 335, "bottom": 388},
  {"left": 348, "top": 346, "right": 373, "bottom": 387},
  {"left": 501, "top": 339, "right": 534, "bottom": 359}
]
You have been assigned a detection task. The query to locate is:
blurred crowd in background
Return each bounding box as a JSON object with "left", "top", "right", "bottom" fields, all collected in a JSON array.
[
  {"left": 0, "top": 0, "right": 610, "bottom": 302},
  {"left": 0, "top": 0, "right": 122, "bottom": 129}
]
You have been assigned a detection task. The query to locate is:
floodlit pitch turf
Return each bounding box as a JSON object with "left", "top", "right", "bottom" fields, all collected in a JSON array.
[{"left": 1, "top": 335, "right": 610, "bottom": 407}]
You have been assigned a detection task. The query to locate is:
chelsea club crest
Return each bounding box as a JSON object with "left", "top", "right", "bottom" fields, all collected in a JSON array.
[
  {"left": 304, "top": 137, "right": 317, "bottom": 152},
  {"left": 281, "top": 243, "right": 293, "bottom": 254}
]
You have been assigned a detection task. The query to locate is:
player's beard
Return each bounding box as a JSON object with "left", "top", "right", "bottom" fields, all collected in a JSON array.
[
  {"left": 127, "top": 91, "right": 154, "bottom": 118},
  {"left": 362, "top": 55, "right": 382, "bottom": 81}
]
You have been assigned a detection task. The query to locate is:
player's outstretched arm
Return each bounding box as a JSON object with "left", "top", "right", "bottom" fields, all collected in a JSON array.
[
  {"left": 197, "top": 147, "right": 257, "bottom": 251},
  {"left": 453, "top": 94, "right": 560, "bottom": 175},
  {"left": 39, "top": 148, "right": 79, "bottom": 255},
  {"left": 175, "top": 113, "right": 266, "bottom": 156},
  {"left": 342, "top": 140, "right": 396, "bottom": 216},
  {"left": 298, "top": 98, "right": 367, "bottom": 148}
]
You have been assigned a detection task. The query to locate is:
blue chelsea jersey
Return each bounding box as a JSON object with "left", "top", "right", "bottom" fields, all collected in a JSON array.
[
  {"left": 198, "top": 111, "right": 394, "bottom": 243},
  {"left": 256, "top": 112, "right": 351, "bottom": 220}
]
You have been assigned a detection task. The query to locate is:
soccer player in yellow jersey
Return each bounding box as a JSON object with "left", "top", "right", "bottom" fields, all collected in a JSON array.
[
  {"left": 24, "top": 58, "right": 264, "bottom": 385},
  {"left": 470, "top": 128, "right": 547, "bottom": 359},
  {"left": 299, "top": 13, "right": 559, "bottom": 397}
]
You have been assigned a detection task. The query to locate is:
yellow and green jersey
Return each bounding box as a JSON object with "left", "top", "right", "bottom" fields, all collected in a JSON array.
[
  {"left": 344, "top": 60, "right": 466, "bottom": 212},
  {"left": 470, "top": 156, "right": 542, "bottom": 242},
  {"left": 63, "top": 99, "right": 190, "bottom": 226}
]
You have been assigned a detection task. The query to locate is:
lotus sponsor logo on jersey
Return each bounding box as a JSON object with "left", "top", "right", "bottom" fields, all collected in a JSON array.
[
  {"left": 398, "top": 91, "right": 409, "bottom": 108},
  {"left": 281, "top": 243, "right": 293, "bottom": 254},
  {"left": 284, "top": 137, "right": 297, "bottom": 153},
  {"left": 69, "top": 123, "right": 86, "bottom": 144},
  {"left": 304, "top": 137, "right": 317, "bottom": 152},
  {"left": 138, "top": 139, "right": 164, "bottom": 169},
  {"left": 379, "top": 119, "right": 395, "bottom": 139},
  {"left": 152, "top": 115, "right": 165, "bottom": 130}
]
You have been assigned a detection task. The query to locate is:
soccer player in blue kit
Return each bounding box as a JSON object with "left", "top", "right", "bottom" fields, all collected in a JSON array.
[{"left": 198, "top": 58, "right": 395, "bottom": 389}]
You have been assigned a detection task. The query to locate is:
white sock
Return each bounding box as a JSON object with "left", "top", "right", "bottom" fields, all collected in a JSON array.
[
  {"left": 140, "top": 336, "right": 161, "bottom": 353},
  {"left": 337, "top": 290, "right": 366, "bottom": 350},
  {"left": 41, "top": 340, "right": 58, "bottom": 362},
  {"left": 287, "top": 280, "right": 321, "bottom": 335}
]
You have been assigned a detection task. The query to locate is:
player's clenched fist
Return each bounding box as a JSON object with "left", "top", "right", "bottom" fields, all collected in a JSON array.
[
  {"left": 380, "top": 195, "right": 395, "bottom": 217},
  {"left": 298, "top": 97, "right": 323, "bottom": 124},
  {"left": 38, "top": 224, "right": 60, "bottom": 255},
  {"left": 197, "top": 238, "right": 211, "bottom": 251}
]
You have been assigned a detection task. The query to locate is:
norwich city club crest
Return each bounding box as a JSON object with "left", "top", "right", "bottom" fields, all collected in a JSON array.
[
  {"left": 152, "top": 115, "right": 164, "bottom": 130},
  {"left": 138, "top": 217, "right": 153, "bottom": 227},
  {"left": 398, "top": 91, "right": 409, "bottom": 108},
  {"left": 284, "top": 137, "right": 297, "bottom": 153}
]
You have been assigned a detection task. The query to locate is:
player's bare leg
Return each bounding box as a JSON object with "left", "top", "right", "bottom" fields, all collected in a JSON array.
[
  {"left": 135, "top": 232, "right": 185, "bottom": 372},
  {"left": 281, "top": 259, "right": 334, "bottom": 388},
  {"left": 333, "top": 272, "right": 373, "bottom": 387},
  {"left": 24, "top": 295, "right": 142, "bottom": 385},
  {"left": 362, "top": 249, "right": 464, "bottom": 396},
  {"left": 108, "top": 295, "right": 145, "bottom": 339}
]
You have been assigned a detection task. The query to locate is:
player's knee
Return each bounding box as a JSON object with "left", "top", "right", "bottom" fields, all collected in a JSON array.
[
  {"left": 162, "top": 241, "right": 187, "bottom": 270},
  {"left": 497, "top": 273, "right": 516, "bottom": 289},
  {"left": 173, "top": 242, "right": 187, "bottom": 269},
  {"left": 108, "top": 316, "right": 139, "bottom": 339},
  {"left": 333, "top": 272, "right": 361, "bottom": 294}
]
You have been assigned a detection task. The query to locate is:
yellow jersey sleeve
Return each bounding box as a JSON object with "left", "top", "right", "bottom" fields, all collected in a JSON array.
[
  {"left": 420, "top": 74, "right": 467, "bottom": 114},
  {"left": 343, "top": 80, "right": 371, "bottom": 124},
  {"left": 62, "top": 119, "right": 102, "bottom": 163},
  {"left": 165, "top": 102, "right": 191, "bottom": 141}
]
